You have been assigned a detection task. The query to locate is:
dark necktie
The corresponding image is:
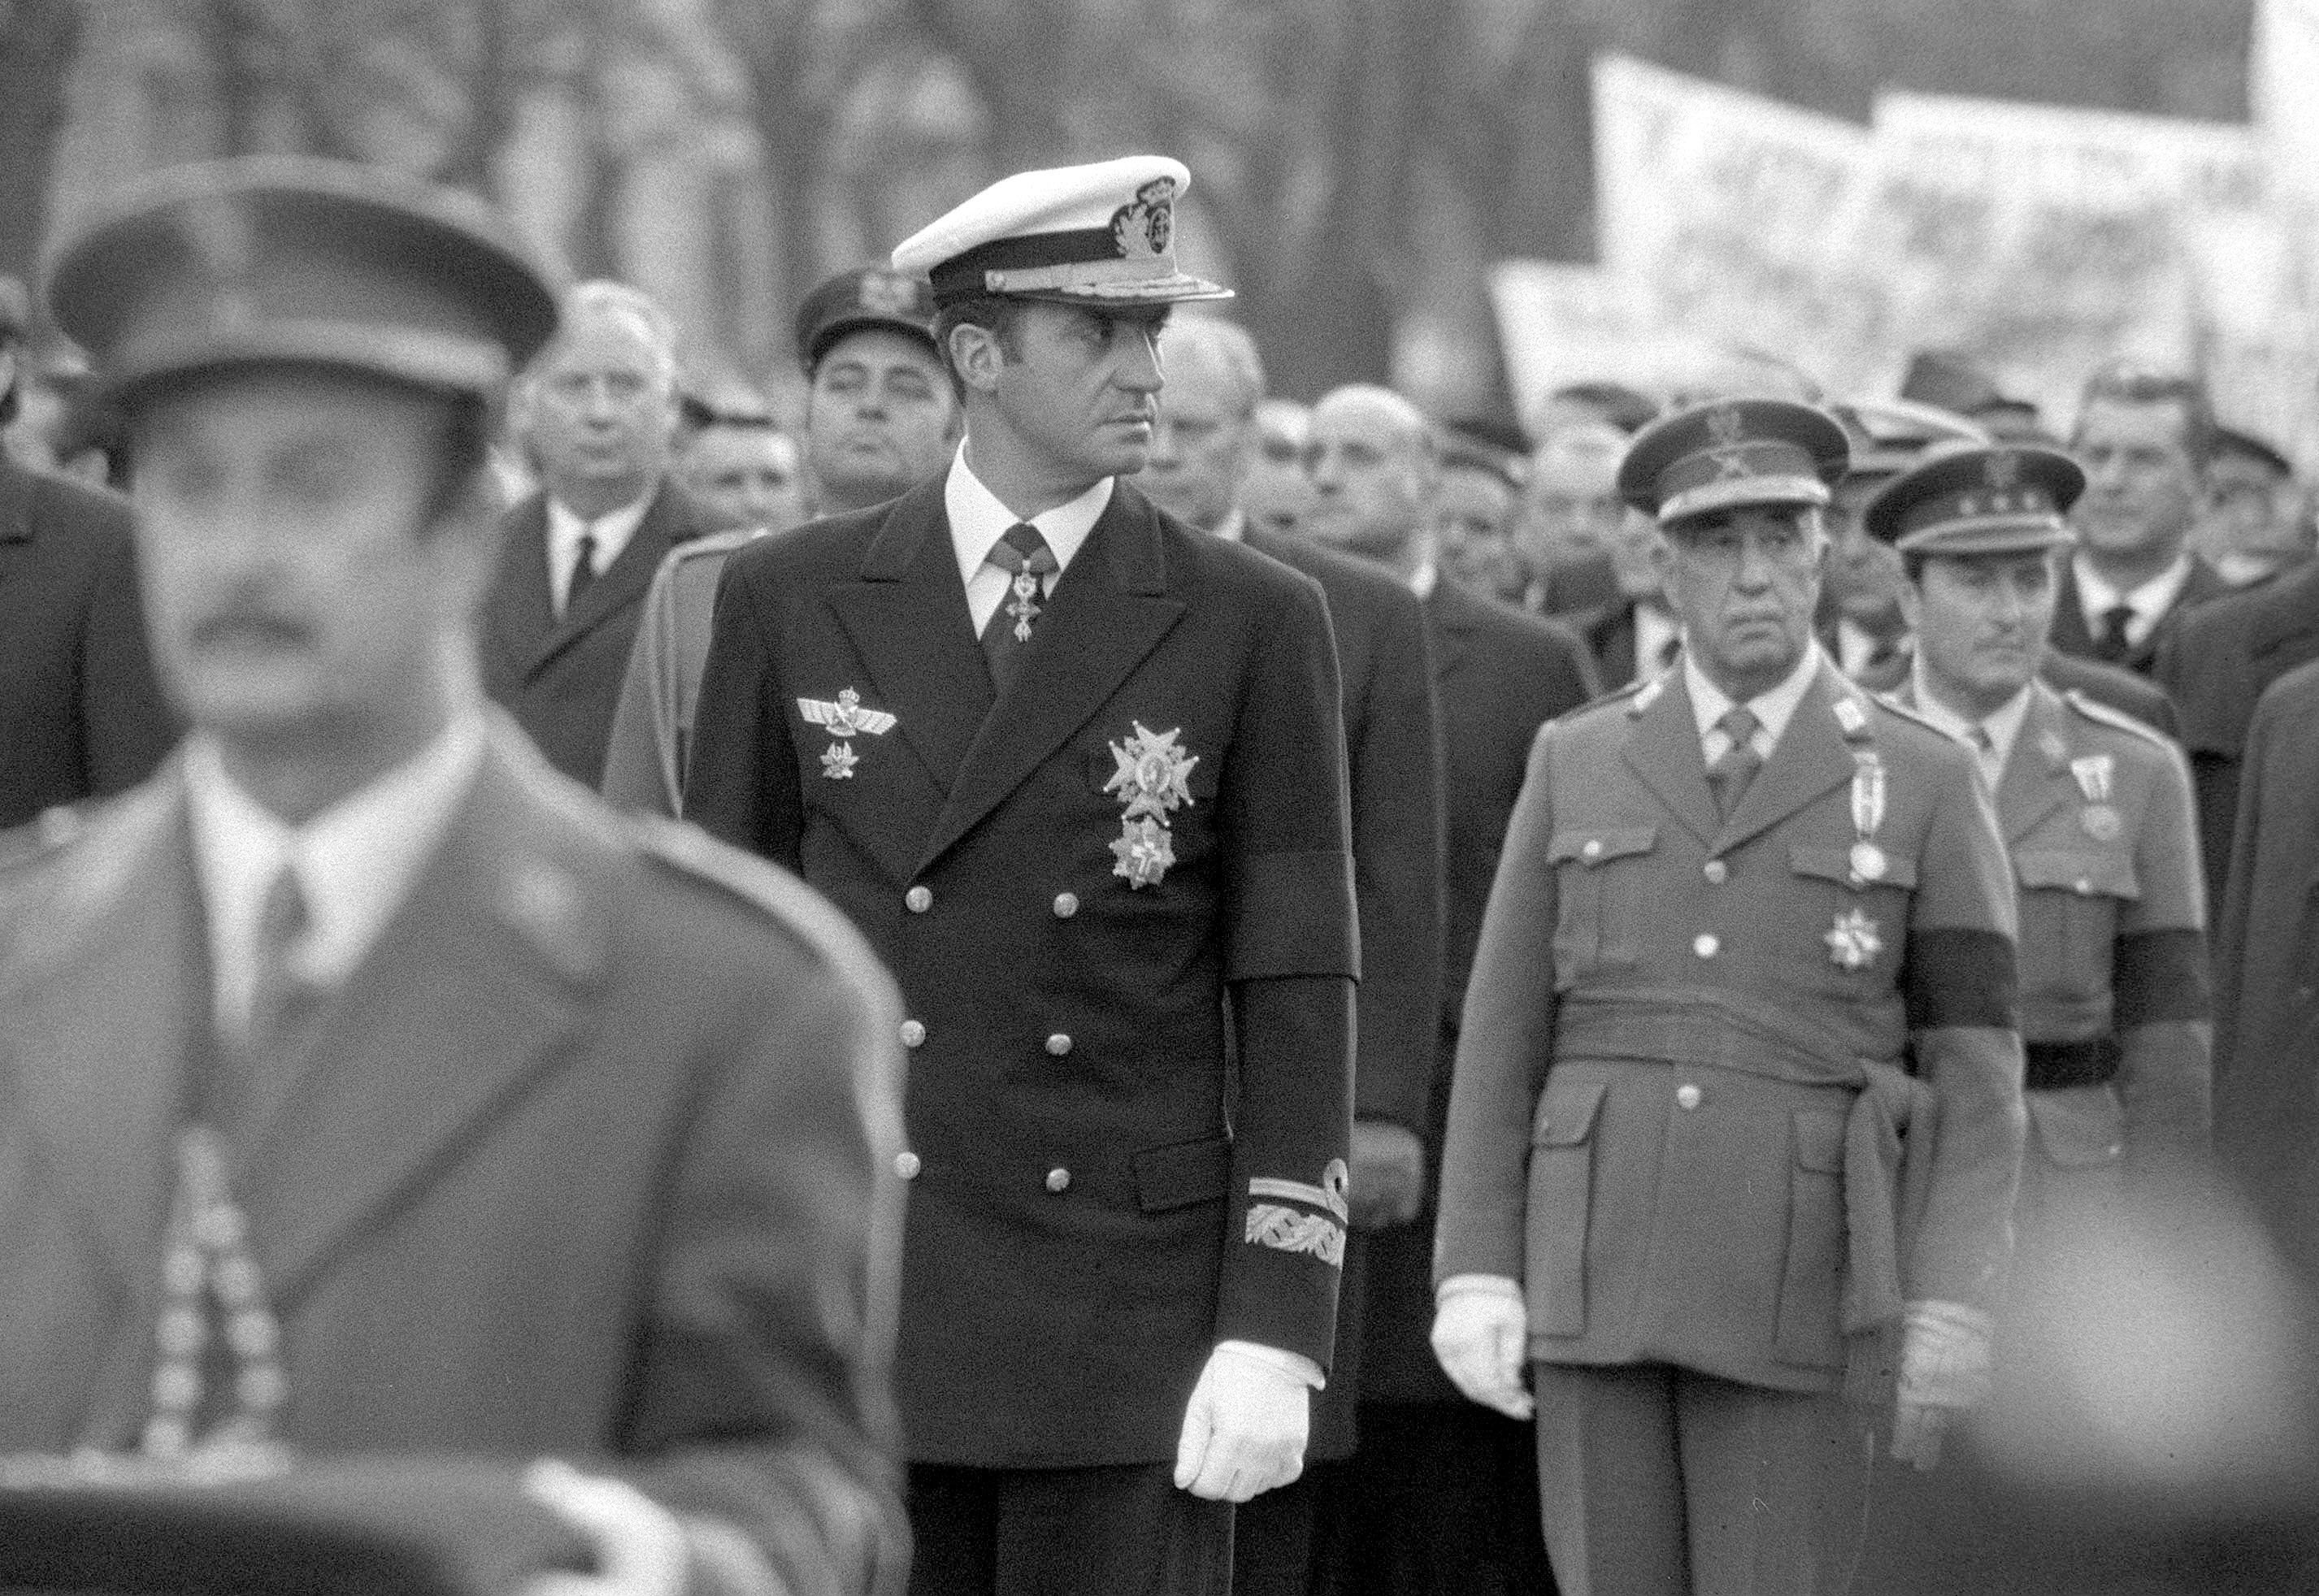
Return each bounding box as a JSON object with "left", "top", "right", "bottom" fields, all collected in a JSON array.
[
  {"left": 240, "top": 863, "right": 323, "bottom": 1143},
  {"left": 2095, "top": 602, "right": 2135, "bottom": 664},
  {"left": 564, "top": 530, "right": 599, "bottom": 617},
  {"left": 1708, "top": 707, "right": 1763, "bottom": 822},
  {"left": 979, "top": 523, "right": 1058, "bottom": 692}
]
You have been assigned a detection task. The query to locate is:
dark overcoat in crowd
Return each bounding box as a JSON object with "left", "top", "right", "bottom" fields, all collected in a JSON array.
[
  {"left": 682, "top": 475, "right": 1357, "bottom": 1469},
  {"left": 480, "top": 483, "right": 715, "bottom": 787},
  {"left": 2047, "top": 556, "right": 2231, "bottom": 678},
  {"left": 0, "top": 725, "right": 910, "bottom": 1594},
  {"left": 0, "top": 456, "right": 177, "bottom": 831},
  {"left": 2156, "top": 557, "right": 2319, "bottom": 899}
]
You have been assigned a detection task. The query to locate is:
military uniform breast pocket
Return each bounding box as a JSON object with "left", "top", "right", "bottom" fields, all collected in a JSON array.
[
  {"left": 1524, "top": 1077, "right": 1606, "bottom": 1337},
  {"left": 1787, "top": 845, "right": 1917, "bottom": 983},
  {"left": 2013, "top": 848, "right": 2139, "bottom": 1002},
  {"left": 1544, "top": 827, "right": 1657, "bottom": 979}
]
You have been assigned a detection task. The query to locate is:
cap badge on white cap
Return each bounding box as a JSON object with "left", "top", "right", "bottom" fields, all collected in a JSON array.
[{"left": 1113, "top": 179, "right": 1176, "bottom": 260}]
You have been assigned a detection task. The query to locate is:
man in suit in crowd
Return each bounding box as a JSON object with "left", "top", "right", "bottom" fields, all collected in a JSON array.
[
  {"left": 480, "top": 280, "right": 718, "bottom": 786},
  {"left": 1431, "top": 399, "right": 2026, "bottom": 1595},
  {"left": 0, "top": 274, "right": 178, "bottom": 834},
  {"left": 1140, "top": 332, "right": 1446, "bottom": 1593},
  {"left": 1853, "top": 445, "right": 2212, "bottom": 1589},
  {"left": 1330, "top": 429, "right": 1600, "bottom": 1596},
  {"left": 6, "top": 155, "right": 907, "bottom": 1594},
  {"left": 2047, "top": 364, "right": 2230, "bottom": 677},
  {"left": 1430, "top": 427, "right": 1527, "bottom": 605},
  {"left": 1511, "top": 422, "right": 1629, "bottom": 619},
  {"left": 600, "top": 269, "right": 953, "bottom": 818},
  {"left": 684, "top": 157, "right": 1357, "bottom": 1596}
]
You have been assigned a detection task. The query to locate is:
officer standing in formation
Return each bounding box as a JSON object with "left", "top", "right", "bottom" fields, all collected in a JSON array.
[
  {"left": 1431, "top": 399, "right": 2027, "bottom": 1595},
  {"left": 2, "top": 155, "right": 906, "bottom": 1592},
  {"left": 684, "top": 157, "right": 1357, "bottom": 1595}
]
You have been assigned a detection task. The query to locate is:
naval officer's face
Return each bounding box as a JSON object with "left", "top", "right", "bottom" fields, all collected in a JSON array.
[
  {"left": 130, "top": 368, "right": 488, "bottom": 752},
  {"left": 991, "top": 301, "right": 1170, "bottom": 483},
  {"left": 1656, "top": 503, "right": 1825, "bottom": 696}
]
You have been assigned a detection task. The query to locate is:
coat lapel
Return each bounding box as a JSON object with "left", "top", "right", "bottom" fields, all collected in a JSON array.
[
  {"left": 1997, "top": 683, "right": 2074, "bottom": 843},
  {"left": 240, "top": 735, "right": 597, "bottom": 1306},
  {"left": 826, "top": 479, "right": 996, "bottom": 796},
  {"left": 520, "top": 488, "right": 683, "bottom": 681},
  {"left": 1424, "top": 581, "right": 1477, "bottom": 687},
  {"left": 918, "top": 488, "right": 1187, "bottom": 873},
  {"left": 1715, "top": 664, "right": 1860, "bottom": 855},
  {"left": 1620, "top": 673, "right": 1724, "bottom": 852}
]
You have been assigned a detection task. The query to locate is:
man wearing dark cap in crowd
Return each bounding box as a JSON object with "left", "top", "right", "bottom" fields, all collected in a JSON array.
[
  {"left": 0, "top": 273, "right": 178, "bottom": 834},
  {"left": 2, "top": 154, "right": 908, "bottom": 1594},
  {"left": 600, "top": 268, "right": 953, "bottom": 817},
  {"left": 1430, "top": 427, "right": 1526, "bottom": 604},
  {"left": 674, "top": 386, "right": 810, "bottom": 537},
  {"left": 1526, "top": 379, "right": 1659, "bottom": 445},
  {"left": 2047, "top": 363, "right": 2231, "bottom": 678},
  {"left": 2197, "top": 424, "right": 2308, "bottom": 588},
  {"left": 480, "top": 280, "right": 719, "bottom": 787},
  {"left": 1433, "top": 399, "right": 2025, "bottom": 1596},
  {"left": 1853, "top": 443, "right": 2209, "bottom": 1591},
  {"left": 686, "top": 157, "right": 1357, "bottom": 1596}
]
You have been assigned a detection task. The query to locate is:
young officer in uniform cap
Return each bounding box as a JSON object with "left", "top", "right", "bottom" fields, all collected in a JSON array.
[
  {"left": 684, "top": 157, "right": 1357, "bottom": 1595},
  {"left": 1852, "top": 443, "right": 2211, "bottom": 1589},
  {"left": 1431, "top": 398, "right": 2028, "bottom": 1595},
  {"left": 5, "top": 156, "right": 907, "bottom": 1594}
]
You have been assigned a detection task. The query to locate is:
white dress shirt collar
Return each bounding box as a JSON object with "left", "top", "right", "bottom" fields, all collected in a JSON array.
[
  {"left": 1633, "top": 602, "right": 1683, "bottom": 686},
  {"left": 1684, "top": 640, "right": 1826, "bottom": 757},
  {"left": 2074, "top": 551, "right": 2193, "bottom": 649},
  {"left": 1409, "top": 561, "right": 1439, "bottom": 601},
  {"left": 184, "top": 714, "right": 488, "bottom": 1043},
  {"left": 945, "top": 447, "right": 1113, "bottom": 633},
  {"left": 1212, "top": 506, "right": 1248, "bottom": 542},
  {"left": 547, "top": 492, "right": 654, "bottom": 615},
  {"left": 1905, "top": 657, "right": 2033, "bottom": 784}
]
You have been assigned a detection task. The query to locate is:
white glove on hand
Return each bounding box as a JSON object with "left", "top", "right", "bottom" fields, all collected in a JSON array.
[
  {"left": 1430, "top": 1276, "right": 1534, "bottom": 1420},
  {"left": 1173, "top": 1344, "right": 1311, "bottom": 1503},
  {"left": 522, "top": 1459, "right": 690, "bottom": 1596},
  {"left": 1892, "top": 1299, "right": 1994, "bottom": 1472}
]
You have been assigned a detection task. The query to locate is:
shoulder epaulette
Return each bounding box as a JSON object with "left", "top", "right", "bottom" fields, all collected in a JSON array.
[
  {"left": 1613, "top": 673, "right": 1666, "bottom": 719},
  {"left": 667, "top": 526, "right": 766, "bottom": 567},
  {"left": 632, "top": 813, "right": 877, "bottom": 971},
  {"left": 2061, "top": 688, "right": 2174, "bottom": 749},
  {"left": 1867, "top": 691, "right": 1951, "bottom": 739}
]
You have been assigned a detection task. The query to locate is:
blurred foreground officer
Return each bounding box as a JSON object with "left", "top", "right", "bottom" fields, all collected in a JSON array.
[
  {"left": 0, "top": 274, "right": 178, "bottom": 831},
  {"left": 684, "top": 158, "right": 1357, "bottom": 1596},
  {"left": 600, "top": 270, "right": 949, "bottom": 818},
  {"left": 1432, "top": 400, "right": 2027, "bottom": 1596},
  {"left": 7, "top": 157, "right": 907, "bottom": 1594},
  {"left": 480, "top": 281, "right": 718, "bottom": 787},
  {"left": 1854, "top": 445, "right": 2209, "bottom": 1589}
]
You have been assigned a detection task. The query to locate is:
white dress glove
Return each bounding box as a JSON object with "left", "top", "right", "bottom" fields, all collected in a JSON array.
[
  {"left": 1430, "top": 1275, "right": 1534, "bottom": 1420},
  {"left": 522, "top": 1459, "right": 692, "bottom": 1596},
  {"left": 1892, "top": 1299, "right": 1995, "bottom": 1471},
  {"left": 1173, "top": 1343, "right": 1313, "bottom": 1503}
]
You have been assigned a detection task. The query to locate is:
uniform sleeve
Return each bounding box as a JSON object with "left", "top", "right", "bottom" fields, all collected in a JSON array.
[
  {"left": 1345, "top": 591, "right": 1445, "bottom": 1131},
  {"left": 1433, "top": 723, "right": 1561, "bottom": 1286},
  {"left": 683, "top": 561, "right": 803, "bottom": 870},
  {"left": 2112, "top": 739, "right": 2212, "bottom": 1173},
  {"left": 1213, "top": 574, "right": 1357, "bottom": 1370},
  {"left": 600, "top": 561, "right": 684, "bottom": 817},
  {"left": 620, "top": 900, "right": 910, "bottom": 1596},
  {"left": 77, "top": 501, "right": 180, "bottom": 796},
  {"left": 1900, "top": 746, "right": 2026, "bottom": 1312}
]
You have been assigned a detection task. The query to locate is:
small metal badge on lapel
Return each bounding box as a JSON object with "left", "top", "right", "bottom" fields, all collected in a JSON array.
[
  {"left": 2071, "top": 752, "right": 2120, "bottom": 840},
  {"left": 1104, "top": 723, "right": 1198, "bottom": 887},
  {"left": 799, "top": 687, "right": 897, "bottom": 781},
  {"left": 1826, "top": 907, "right": 1882, "bottom": 970}
]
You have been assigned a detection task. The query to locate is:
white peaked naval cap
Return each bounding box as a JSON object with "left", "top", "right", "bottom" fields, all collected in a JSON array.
[{"left": 892, "top": 155, "right": 1233, "bottom": 308}]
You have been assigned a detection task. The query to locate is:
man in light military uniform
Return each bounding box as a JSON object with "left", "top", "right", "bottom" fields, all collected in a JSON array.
[
  {"left": 684, "top": 158, "right": 1357, "bottom": 1595},
  {"left": 1430, "top": 399, "right": 2028, "bottom": 1595},
  {"left": 1852, "top": 443, "right": 2210, "bottom": 1589}
]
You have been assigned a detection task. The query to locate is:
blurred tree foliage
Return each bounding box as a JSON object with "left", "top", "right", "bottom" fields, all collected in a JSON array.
[{"left": 8, "top": 0, "right": 2254, "bottom": 414}]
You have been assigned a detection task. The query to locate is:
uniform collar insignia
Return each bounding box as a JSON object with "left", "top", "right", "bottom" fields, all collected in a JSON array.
[{"left": 1832, "top": 696, "right": 1870, "bottom": 738}]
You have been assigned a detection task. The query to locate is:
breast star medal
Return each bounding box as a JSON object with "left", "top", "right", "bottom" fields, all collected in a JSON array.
[
  {"left": 1826, "top": 907, "right": 1883, "bottom": 970},
  {"left": 799, "top": 687, "right": 897, "bottom": 780},
  {"left": 2071, "top": 752, "right": 2120, "bottom": 840},
  {"left": 1104, "top": 722, "right": 1198, "bottom": 887}
]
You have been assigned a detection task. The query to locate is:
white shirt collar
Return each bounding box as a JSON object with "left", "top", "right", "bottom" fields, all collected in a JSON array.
[
  {"left": 185, "top": 713, "right": 488, "bottom": 1043},
  {"left": 945, "top": 445, "right": 1112, "bottom": 592},
  {"left": 1685, "top": 640, "right": 1826, "bottom": 753},
  {"left": 1633, "top": 602, "right": 1683, "bottom": 685},
  {"left": 1212, "top": 506, "right": 1248, "bottom": 542},
  {"left": 547, "top": 491, "right": 654, "bottom": 609},
  {"left": 1409, "top": 561, "right": 1439, "bottom": 601},
  {"left": 2074, "top": 550, "right": 2194, "bottom": 646},
  {"left": 1905, "top": 657, "right": 2034, "bottom": 772}
]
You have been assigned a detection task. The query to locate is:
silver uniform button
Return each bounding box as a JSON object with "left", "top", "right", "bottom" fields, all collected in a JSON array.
[
  {"left": 1047, "top": 1034, "right": 1073, "bottom": 1056},
  {"left": 1703, "top": 860, "right": 1728, "bottom": 884},
  {"left": 2074, "top": 878, "right": 2094, "bottom": 896},
  {"left": 1053, "top": 892, "right": 1079, "bottom": 918},
  {"left": 1045, "top": 1167, "right": 1072, "bottom": 1193},
  {"left": 1676, "top": 1084, "right": 1702, "bottom": 1110},
  {"left": 900, "top": 1019, "right": 926, "bottom": 1048},
  {"left": 1582, "top": 839, "right": 1604, "bottom": 861},
  {"left": 906, "top": 885, "right": 933, "bottom": 913},
  {"left": 895, "top": 1151, "right": 921, "bottom": 1180},
  {"left": 1693, "top": 933, "right": 1720, "bottom": 959}
]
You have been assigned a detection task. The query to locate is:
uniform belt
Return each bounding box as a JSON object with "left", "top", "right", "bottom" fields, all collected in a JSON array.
[
  {"left": 2024, "top": 1036, "right": 2120, "bottom": 1091},
  {"left": 1553, "top": 991, "right": 1939, "bottom": 1366}
]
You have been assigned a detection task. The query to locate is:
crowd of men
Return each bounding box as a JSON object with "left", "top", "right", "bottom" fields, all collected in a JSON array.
[{"left": 2, "top": 143, "right": 2319, "bottom": 1596}]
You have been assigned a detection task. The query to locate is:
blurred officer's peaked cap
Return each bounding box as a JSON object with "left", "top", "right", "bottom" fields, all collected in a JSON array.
[
  {"left": 892, "top": 155, "right": 1234, "bottom": 309},
  {"left": 1861, "top": 444, "right": 2084, "bottom": 557},
  {"left": 795, "top": 267, "right": 939, "bottom": 373},
  {"left": 42, "top": 155, "right": 562, "bottom": 408},
  {"left": 1618, "top": 397, "right": 1851, "bottom": 525}
]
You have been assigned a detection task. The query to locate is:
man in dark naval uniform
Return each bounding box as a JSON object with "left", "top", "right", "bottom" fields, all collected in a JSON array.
[
  {"left": 684, "top": 157, "right": 1358, "bottom": 1596},
  {"left": 1431, "top": 399, "right": 2026, "bottom": 1596}
]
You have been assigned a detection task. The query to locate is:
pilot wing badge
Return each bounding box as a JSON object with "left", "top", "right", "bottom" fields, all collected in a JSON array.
[{"left": 800, "top": 687, "right": 897, "bottom": 779}]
